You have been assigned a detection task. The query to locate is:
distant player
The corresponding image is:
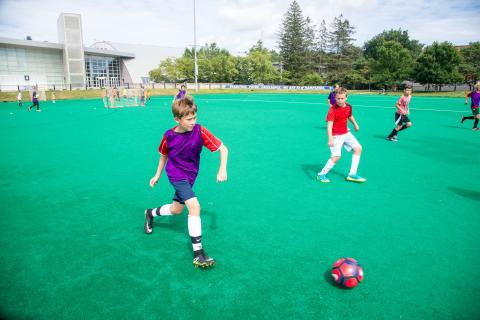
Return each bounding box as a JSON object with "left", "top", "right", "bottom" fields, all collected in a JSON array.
[
  {"left": 51, "top": 92, "right": 56, "bottom": 104},
  {"left": 386, "top": 85, "right": 413, "bottom": 141},
  {"left": 174, "top": 84, "right": 187, "bottom": 101},
  {"left": 140, "top": 87, "right": 146, "bottom": 107},
  {"left": 144, "top": 95, "right": 229, "bottom": 268},
  {"left": 17, "top": 91, "right": 22, "bottom": 108},
  {"left": 317, "top": 87, "right": 366, "bottom": 183},
  {"left": 461, "top": 84, "right": 480, "bottom": 131},
  {"left": 28, "top": 89, "right": 41, "bottom": 112},
  {"left": 327, "top": 84, "right": 339, "bottom": 107}
]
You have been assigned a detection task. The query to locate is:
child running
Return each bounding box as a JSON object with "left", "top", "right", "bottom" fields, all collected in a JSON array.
[
  {"left": 174, "top": 85, "right": 187, "bottom": 101},
  {"left": 17, "top": 91, "right": 22, "bottom": 108},
  {"left": 144, "top": 95, "right": 229, "bottom": 268},
  {"left": 317, "top": 87, "right": 366, "bottom": 183},
  {"left": 27, "top": 89, "right": 41, "bottom": 112},
  {"left": 386, "top": 85, "right": 413, "bottom": 141},
  {"left": 461, "top": 84, "right": 480, "bottom": 131}
]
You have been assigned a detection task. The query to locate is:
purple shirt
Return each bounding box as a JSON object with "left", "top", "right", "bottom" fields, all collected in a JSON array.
[
  {"left": 468, "top": 91, "right": 480, "bottom": 108},
  {"left": 162, "top": 124, "right": 204, "bottom": 184},
  {"left": 175, "top": 90, "right": 186, "bottom": 100},
  {"left": 328, "top": 91, "right": 336, "bottom": 105},
  {"left": 32, "top": 91, "right": 38, "bottom": 102}
]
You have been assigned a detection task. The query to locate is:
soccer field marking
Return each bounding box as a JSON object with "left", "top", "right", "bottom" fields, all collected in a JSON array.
[{"left": 199, "top": 98, "right": 465, "bottom": 113}]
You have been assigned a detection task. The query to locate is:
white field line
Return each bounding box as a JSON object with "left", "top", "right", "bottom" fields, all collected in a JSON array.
[{"left": 196, "top": 98, "right": 465, "bottom": 113}]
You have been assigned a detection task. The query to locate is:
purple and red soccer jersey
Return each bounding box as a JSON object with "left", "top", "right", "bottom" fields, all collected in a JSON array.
[
  {"left": 158, "top": 124, "right": 222, "bottom": 184},
  {"left": 175, "top": 90, "right": 186, "bottom": 100},
  {"left": 326, "top": 103, "right": 353, "bottom": 136},
  {"left": 328, "top": 91, "right": 336, "bottom": 106},
  {"left": 467, "top": 91, "right": 480, "bottom": 108}
]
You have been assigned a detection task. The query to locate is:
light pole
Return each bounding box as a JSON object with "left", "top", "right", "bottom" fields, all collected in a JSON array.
[{"left": 193, "top": 0, "right": 198, "bottom": 92}]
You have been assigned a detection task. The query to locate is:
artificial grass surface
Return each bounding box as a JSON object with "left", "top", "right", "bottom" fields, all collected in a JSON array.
[{"left": 0, "top": 93, "right": 479, "bottom": 319}]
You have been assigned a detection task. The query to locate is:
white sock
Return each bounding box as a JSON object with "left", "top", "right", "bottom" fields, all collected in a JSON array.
[
  {"left": 152, "top": 204, "right": 172, "bottom": 217},
  {"left": 319, "top": 159, "right": 335, "bottom": 175},
  {"left": 188, "top": 216, "right": 203, "bottom": 252},
  {"left": 349, "top": 154, "right": 360, "bottom": 176}
]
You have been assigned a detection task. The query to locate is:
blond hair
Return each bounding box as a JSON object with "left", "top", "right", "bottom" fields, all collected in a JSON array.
[
  {"left": 335, "top": 87, "right": 348, "bottom": 96},
  {"left": 172, "top": 95, "right": 197, "bottom": 119}
]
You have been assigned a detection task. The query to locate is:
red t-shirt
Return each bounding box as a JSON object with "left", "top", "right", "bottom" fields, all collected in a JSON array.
[{"left": 326, "top": 103, "right": 352, "bottom": 136}]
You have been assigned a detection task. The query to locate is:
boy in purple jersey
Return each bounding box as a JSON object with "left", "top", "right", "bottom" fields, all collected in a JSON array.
[
  {"left": 174, "top": 85, "right": 187, "bottom": 101},
  {"left": 461, "top": 84, "right": 480, "bottom": 131},
  {"left": 144, "top": 95, "right": 228, "bottom": 268},
  {"left": 327, "top": 84, "right": 339, "bottom": 107}
]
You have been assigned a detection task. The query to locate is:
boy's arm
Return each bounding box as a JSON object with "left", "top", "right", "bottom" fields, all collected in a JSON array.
[
  {"left": 348, "top": 115, "right": 360, "bottom": 131},
  {"left": 465, "top": 91, "right": 471, "bottom": 104},
  {"left": 216, "top": 144, "right": 228, "bottom": 182},
  {"left": 395, "top": 101, "right": 406, "bottom": 115},
  {"left": 150, "top": 154, "right": 168, "bottom": 188},
  {"left": 327, "top": 121, "right": 334, "bottom": 147}
]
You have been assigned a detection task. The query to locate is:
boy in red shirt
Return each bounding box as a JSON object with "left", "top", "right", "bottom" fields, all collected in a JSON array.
[{"left": 317, "top": 87, "right": 366, "bottom": 183}]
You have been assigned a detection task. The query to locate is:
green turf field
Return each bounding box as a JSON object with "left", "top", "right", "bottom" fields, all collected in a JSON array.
[{"left": 1, "top": 93, "right": 479, "bottom": 320}]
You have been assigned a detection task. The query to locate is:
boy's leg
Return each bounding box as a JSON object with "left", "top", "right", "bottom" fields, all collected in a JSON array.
[
  {"left": 345, "top": 134, "right": 366, "bottom": 182},
  {"left": 317, "top": 135, "right": 343, "bottom": 182},
  {"left": 461, "top": 115, "right": 474, "bottom": 123},
  {"left": 473, "top": 114, "right": 479, "bottom": 130},
  {"left": 185, "top": 197, "right": 215, "bottom": 268},
  {"left": 144, "top": 201, "right": 184, "bottom": 234}
]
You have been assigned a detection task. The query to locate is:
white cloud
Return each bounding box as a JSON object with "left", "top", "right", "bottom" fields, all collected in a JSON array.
[{"left": 0, "top": 0, "right": 478, "bottom": 54}]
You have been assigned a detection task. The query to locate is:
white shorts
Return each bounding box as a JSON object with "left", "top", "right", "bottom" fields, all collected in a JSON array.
[{"left": 330, "top": 132, "right": 360, "bottom": 157}]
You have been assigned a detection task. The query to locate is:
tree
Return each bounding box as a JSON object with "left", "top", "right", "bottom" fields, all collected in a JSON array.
[
  {"left": 364, "top": 29, "right": 423, "bottom": 60},
  {"left": 459, "top": 42, "right": 480, "bottom": 85},
  {"left": 278, "top": 1, "right": 311, "bottom": 84},
  {"left": 368, "top": 40, "right": 413, "bottom": 88},
  {"left": 413, "top": 42, "right": 462, "bottom": 90},
  {"left": 325, "top": 14, "right": 357, "bottom": 85}
]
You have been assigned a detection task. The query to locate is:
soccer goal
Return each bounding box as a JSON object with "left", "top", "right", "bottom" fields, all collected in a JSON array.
[{"left": 102, "top": 87, "right": 146, "bottom": 108}]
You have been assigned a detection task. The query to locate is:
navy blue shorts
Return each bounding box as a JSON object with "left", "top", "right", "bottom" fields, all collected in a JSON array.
[{"left": 171, "top": 180, "right": 196, "bottom": 204}]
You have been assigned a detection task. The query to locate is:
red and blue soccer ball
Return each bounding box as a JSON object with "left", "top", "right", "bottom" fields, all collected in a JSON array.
[{"left": 331, "top": 257, "right": 364, "bottom": 288}]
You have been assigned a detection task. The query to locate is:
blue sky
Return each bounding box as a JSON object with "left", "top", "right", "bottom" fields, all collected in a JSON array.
[{"left": 0, "top": 0, "right": 478, "bottom": 54}]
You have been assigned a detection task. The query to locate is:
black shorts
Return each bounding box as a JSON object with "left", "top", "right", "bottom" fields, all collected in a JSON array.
[
  {"left": 171, "top": 180, "right": 196, "bottom": 204},
  {"left": 395, "top": 113, "right": 410, "bottom": 125}
]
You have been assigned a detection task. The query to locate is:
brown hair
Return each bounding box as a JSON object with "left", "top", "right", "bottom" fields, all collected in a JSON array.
[
  {"left": 404, "top": 85, "right": 412, "bottom": 90},
  {"left": 172, "top": 95, "right": 197, "bottom": 119},
  {"left": 335, "top": 87, "right": 348, "bottom": 96}
]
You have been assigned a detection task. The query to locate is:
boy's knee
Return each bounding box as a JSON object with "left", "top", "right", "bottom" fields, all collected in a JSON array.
[
  {"left": 170, "top": 202, "right": 184, "bottom": 215},
  {"left": 354, "top": 145, "right": 362, "bottom": 154},
  {"left": 407, "top": 122, "right": 412, "bottom": 127},
  {"left": 331, "top": 156, "right": 340, "bottom": 163}
]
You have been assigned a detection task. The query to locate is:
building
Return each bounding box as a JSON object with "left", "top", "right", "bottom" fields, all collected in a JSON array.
[{"left": 0, "top": 13, "right": 183, "bottom": 91}]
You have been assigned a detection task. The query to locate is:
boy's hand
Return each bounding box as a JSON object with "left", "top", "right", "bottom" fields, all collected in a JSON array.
[
  {"left": 328, "top": 138, "right": 334, "bottom": 147},
  {"left": 149, "top": 175, "right": 160, "bottom": 188},
  {"left": 216, "top": 170, "right": 228, "bottom": 182},
  {"left": 354, "top": 124, "right": 360, "bottom": 131}
]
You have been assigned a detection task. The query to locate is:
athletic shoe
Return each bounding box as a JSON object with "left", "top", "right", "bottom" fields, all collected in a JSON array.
[
  {"left": 473, "top": 128, "right": 480, "bottom": 131},
  {"left": 144, "top": 209, "right": 154, "bottom": 234},
  {"left": 27, "top": 107, "right": 31, "bottom": 112},
  {"left": 193, "top": 251, "right": 216, "bottom": 268},
  {"left": 36, "top": 109, "right": 41, "bottom": 112},
  {"left": 346, "top": 174, "right": 367, "bottom": 183},
  {"left": 387, "top": 136, "right": 398, "bottom": 142},
  {"left": 316, "top": 174, "right": 330, "bottom": 183},
  {"left": 461, "top": 116, "right": 466, "bottom": 124}
]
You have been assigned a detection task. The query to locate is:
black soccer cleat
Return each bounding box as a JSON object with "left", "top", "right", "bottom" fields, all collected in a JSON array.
[
  {"left": 144, "top": 209, "right": 154, "bottom": 234},
  {"left": 193, "top": 251, "right": 216, "bottom": 269},
  {"left": 461, "top": 116, "right": 465, "bottom": 124}
]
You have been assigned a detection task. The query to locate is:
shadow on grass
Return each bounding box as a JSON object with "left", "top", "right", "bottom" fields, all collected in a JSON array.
[
  {"left": 301, "top": 164, "right": 345, "bottom": 180},
  {"left": 448, "top": 187, "right": 480, "bottom": 202}
]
